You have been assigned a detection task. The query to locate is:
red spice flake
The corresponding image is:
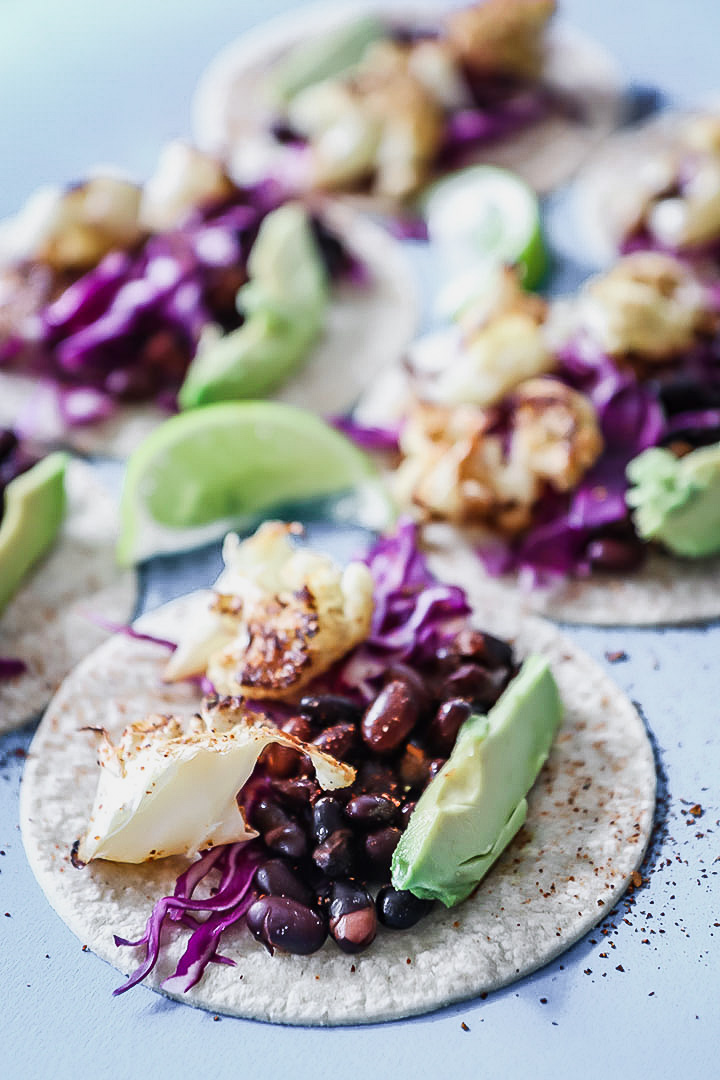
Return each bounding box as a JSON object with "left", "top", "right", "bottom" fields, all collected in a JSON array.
[
  {"left": 81, "top": 945, "right": 88, "bottom": 952},
  {"left": 616, "top": 964, "right": 625, "bottom": 972},
  {"left": 479, "top": 992, "right": 488, "bottom": 1000},
  {"left": 4, "top": 912, "right": 11, "bottom": 918},
  {"left": 350, "top": 965, "right": 356, "bottom": 973},
  {"left": 690, "top": 804, "right": 703, "bottom": 818},
  {"left": 406, "top": 957, "right": 412, "bottom": 965},
  {"left": 461, "top": 1022, "right": 470, "bottom": 1032},
  {"left": 13, "top": 748, "right": 27, "bottom": 759},
  {"left": 583, "top": 969, "right": 592, "bottom": 975},
  {"left": 453, "top": 920, "right": 460, "bottom": 928},
  {"left": 631, "top": 870, "right": 643, "bottom": 888},
  {"left": 604, "top": 650, "right": 628, "bottom": 664},
  {"left": 213, "top": 1016, "right": 220, "bottom": 1022},
  {"left": 539, "top": 998, "right": 548, "bottom": 1004},
  {"left": 599, "top": 952, "right": 608, "bottom": 958}
]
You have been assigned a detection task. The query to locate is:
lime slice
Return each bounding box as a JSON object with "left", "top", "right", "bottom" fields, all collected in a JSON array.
[
  {"left": 422, "top": 165, "right": 547, "bottom": 290},
  {"left": 117, "top": 402, "right": 392, "bottom": 565}
]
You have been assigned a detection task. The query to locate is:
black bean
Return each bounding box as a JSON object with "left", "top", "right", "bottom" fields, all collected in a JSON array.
[
  {"left": 246, "top": 895, "right": 327, "bottom": 955},
  {"left": 249, "top": 797, "right": 289, "bottom": 834},
  {"left": 312, "top": 721, "right": 358, "bottom": 760},
  {"left": 453, "top": 628, "right": 514, "bottom": 670},
  {"left": 385, "top": 663, "right": 432, "bottom": 714},
  {"left": 363, "top": 826, "right": 401, "bottom": 878},
  {"left": 312, "top": 796, "right": 345, "bottom": 843},
  {"left": 263, "top": 822, "right": 307, "bottom": 860},
  {"left": 312, "top": 829, "right": 354, "bottom": 878},
  {"left": 361, "top": 680, "right": 418, "bottom": 754},
  {"left": 259, "top": 742, "right": 301, "bottom": 779},
  {"left": 345, "top": 793, "right": 399, "bottom": 828},
  {"left": 254, "top": 859, "right": 314, "bottom": 907},
  {"left": 376, "top": 886, "right": 434, "bottom": 930},
  {"left": 428, "top": 698, "right": 472, "bottom": 755},
  {"left": 586, "top": 537, "right": 645, "bottom": 573},
  {"left": 354, "top": 761, "right": 400, "bottom": 797},
  {"left": 282, "top": 715, "right": 314, "bottom": 742},
  {"left": 441, "top": 663, "right": 506, "bottom": 707},
  {"left": 327, "top": 880, "right": 377, "bottom": 954},
  {"left": 300, "top": 694, "right": 362, "bottom": 727},
  {"left": 399, "top": 800, "right": 416, "bottom": 827},
  {"left": 272, "top": 777, "right": 319, "bottom": 809}
]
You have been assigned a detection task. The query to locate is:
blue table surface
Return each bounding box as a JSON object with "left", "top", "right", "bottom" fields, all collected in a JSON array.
[{"left": 2, "top": 2, "right": 720, "bottom": 1078}]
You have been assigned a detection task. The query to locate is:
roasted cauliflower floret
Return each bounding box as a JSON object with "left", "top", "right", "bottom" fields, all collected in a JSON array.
[
  {"left": 413, "top": 267, "right": 554, "bottom": 408},
  {"left": 446, "top": 0, "right": 556, "bottom": 80},
  {"left": 287, "top": 38, "right": 444, "bottom": 199},
  {"left": 165, "top": 522, "right": 374, "bottom": 700},
  {"left": 138, "top": 141, "right": 235, "bottom": 232},
  {"left": 396, "top": 377, "right": 602, "bottom": 532},
  {"left": 582, "top": 252, "right": 716, "bottom": 361},
  {"left": 511, "top": 378, "right": 604, "bottom": 491},
  {"left": 0, "top": 176, "right": 143, "bottom": 273},
  {"left": 76, "top": 701, "right": 355, "bottom": 865}
]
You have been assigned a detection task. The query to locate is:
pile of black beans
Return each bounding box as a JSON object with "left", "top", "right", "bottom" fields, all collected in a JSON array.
[
  {"left": 0, "top": 429, "right": 41, "bottom": 524},
  {"left": 244, "top": 628, "right": 517, "bottom": 956}
]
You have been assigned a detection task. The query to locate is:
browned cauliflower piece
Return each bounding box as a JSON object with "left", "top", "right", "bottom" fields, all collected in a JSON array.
[
  {"left": 582, "top": 252, "right": 717, "bottom": 363},
  {"left": 396, "top": 377, "right": 602, "bottom": 532},
  {"left": 445, "top": 0, "right": 556, "bottom": 80},
  {"left": 287, "top": 38, "right": 445, "bottom": 199},
  {"left": 166, "top": 522, "right": 374, "bottom": 700}
]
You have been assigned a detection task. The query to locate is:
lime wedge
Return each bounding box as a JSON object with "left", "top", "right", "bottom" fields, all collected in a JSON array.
[
  {"left": 422, "top": 165, "right": 548, "bottom": 290},
  {"left": 117, "top": 402, "right": 392, "bottom": 565}
]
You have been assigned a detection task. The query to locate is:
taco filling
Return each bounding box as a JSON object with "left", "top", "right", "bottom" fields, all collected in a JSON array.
[
  {"left": 68, "top": 520, "right": 568, "bottom": 995},
  {"left": 355, "top": 255, "right": 720, "bottom": 586},
  {"left": 241, "top": 0, "right": 580, "bottom": 202},
  {"left": 0, "top": 142, "right": 363, "bottom": 434}
]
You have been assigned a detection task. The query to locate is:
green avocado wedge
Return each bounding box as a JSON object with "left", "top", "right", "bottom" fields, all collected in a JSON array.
[
  {"left": 391, "top": 655, "right": 563, "bottom": 908},
  {"left": 626, "top": 442, "right": 720, "bottom": 558},
  {"left": 178, "top": 203, "right": 329, "bottom": 409},
  {"left": 0, "top": 452, "right": 67, "bottom": 615}
]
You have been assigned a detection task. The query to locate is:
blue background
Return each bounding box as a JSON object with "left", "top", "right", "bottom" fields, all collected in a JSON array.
[{"left": 2, "top": 2, "right": 720, "bottom": 1078}]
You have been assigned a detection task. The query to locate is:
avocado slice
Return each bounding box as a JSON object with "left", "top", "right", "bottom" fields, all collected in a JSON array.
[
  {"left": 626, "top": 442, "right": 720, "bottom": 558},
  {"left": 0, "top": 451, "right": 67, "bottom": 615},
  {"left": 391, "top": 655, "right": 563, "bottom": 908},
  {"left": 178, "top": 203, "right": 328, "bottom": 409},
  {"left": 270, "top": 16, "right": 386, "bottom": 103}
]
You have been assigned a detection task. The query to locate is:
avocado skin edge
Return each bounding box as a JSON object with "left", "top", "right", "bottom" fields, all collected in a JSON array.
[{"left": 391, "top": 654, "right": 563, "bottom": 908}]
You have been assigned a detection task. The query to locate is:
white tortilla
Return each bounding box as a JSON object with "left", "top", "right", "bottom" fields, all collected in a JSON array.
[
  {"left": 425, "top": 523, "right": 720, "bottom": 626},
  {"left": 0, "top": 206, "right": 417, "bottom": 457},
  {"left": 0, "top": 459, "right": 137, "bottom": 732},
  {"left": 192, "top": 0, "right": 623, "bottom": 199},
  {"left": 21, "top": 585, "right": 654, "bottom": 1025}
]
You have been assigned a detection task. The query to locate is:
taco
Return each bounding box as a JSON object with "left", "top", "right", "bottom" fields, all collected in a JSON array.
[
  {"left": 572, "top": 106, "right": 720, "bottom": 266},
  {"left": 20, "top": 521, "right": 654, "bottom": 1024},
  {"left": 191, "top": 0, "right": 623, "bottom": 208},
  {"left": 352, "top": 256, "right": 720, "bottom": 625},
  {"left": 0, "top": 433, "right": 136, "bottom": 733},
  {"left": 0, "top": 143, "right": 417, "bottom": 457}
]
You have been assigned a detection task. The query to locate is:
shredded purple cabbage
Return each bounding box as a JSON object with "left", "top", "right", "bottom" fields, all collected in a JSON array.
[
  {"left": 0, "top": 185, "right": 356, "bottom": 432},
  {"left": 0, "top": 657, "right": 26, "bottom": 679},
  {"left": 114, "top": 842, "right": 261, "bottom": 995},
  {"left": 340, "top": 520, "right": 471, "bottom": 697},
  {"left": 330, "top": 415, "right": 400, "bottom": 453}
]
